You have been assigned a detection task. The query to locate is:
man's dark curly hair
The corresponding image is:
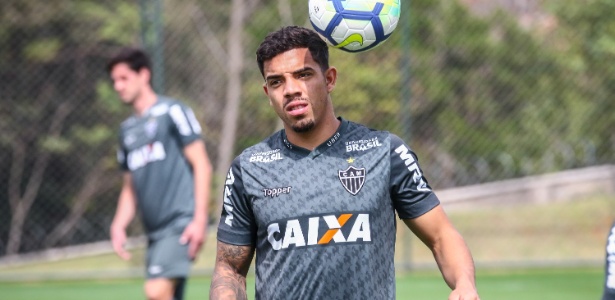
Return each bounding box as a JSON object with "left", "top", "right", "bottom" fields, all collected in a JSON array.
[{"left": 256, "top": 26, "right": 329, "bottom": 77}]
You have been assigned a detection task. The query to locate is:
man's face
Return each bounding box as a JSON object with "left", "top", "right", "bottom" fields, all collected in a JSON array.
[
  {"left": 110, "top": 63, "right": 149, "bottom": 105},
  {"left": 262, "top": 48, "right": 336, "bottom": 133}
]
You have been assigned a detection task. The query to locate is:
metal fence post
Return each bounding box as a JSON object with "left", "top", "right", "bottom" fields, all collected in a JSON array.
[
  {"left": 400, "top": 0, "right": 413, "bottom": 272},
  {"left": 139, "top": 0, "right": 165, "bottom": 93}
]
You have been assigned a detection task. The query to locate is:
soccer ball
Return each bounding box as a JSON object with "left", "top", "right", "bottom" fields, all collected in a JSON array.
[{"left": 308, "top": 0, "right": 401, "bottom": 53}]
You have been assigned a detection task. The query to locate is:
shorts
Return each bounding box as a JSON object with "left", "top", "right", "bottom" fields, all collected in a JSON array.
[{"left": 146, "top": 233, "right": 191, "bottom": 279}]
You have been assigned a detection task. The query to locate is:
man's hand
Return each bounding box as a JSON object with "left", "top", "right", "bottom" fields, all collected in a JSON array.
[
  {"left": 448, "top": 284, "right": 480, "bottom": 300},
  {"left": 180, "top": 220, "right": 207, "bottom": 260},
  {"left": 110, "top": 226, "right": 131, "bottom": 260}
]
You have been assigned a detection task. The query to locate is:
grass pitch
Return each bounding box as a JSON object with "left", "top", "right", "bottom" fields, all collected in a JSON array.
[
  {"left": 1, "top": 194, "right": 611, "bottom": 299},
  {"left": 0, "top": 267, "right": 604, "bottom": 299}
]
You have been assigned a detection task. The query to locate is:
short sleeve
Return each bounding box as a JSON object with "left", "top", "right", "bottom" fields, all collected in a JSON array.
[
  {"left": 168, "top": 103, "right": 203, "bottom": 146},
  {"left": 389, "top": 134, "right": 440, "bottom": 219},
  {"left": 216, "top": 156, "right": 257, "bottom": 246}
]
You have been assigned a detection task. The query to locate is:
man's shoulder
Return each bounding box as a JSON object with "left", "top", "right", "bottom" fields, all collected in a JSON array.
[
  {"left": 119, "top": 115, "right": 138, "bottom": 130},
  {"left": 345, "top": 120, "right": 392, "bottom": 140},
  {"left": 235, "top": 131, "right": 284, "bottom": 160},
  {"left": 241, "top": 131, "right": 282, "bottom": 153},
  {"left": 156, "top": 94, "right": 182, "bottom": 105},
  {"left": 151, "top": 95, "right": 181, "bottom": 114}
]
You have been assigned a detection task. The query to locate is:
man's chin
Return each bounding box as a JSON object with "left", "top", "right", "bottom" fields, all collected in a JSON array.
[{"left": 291, "top": 119, "right": 315, "bottom": 133}]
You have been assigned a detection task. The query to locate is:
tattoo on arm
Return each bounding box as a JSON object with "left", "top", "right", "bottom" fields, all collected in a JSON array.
[{"left": 209, "top": 242, "right": 255, "bottom": 300}]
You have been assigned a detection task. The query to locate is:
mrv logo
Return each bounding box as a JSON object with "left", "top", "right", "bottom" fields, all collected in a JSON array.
[
  {"left": 267, "top": 213, "right": 371, "bottom": 250},
  {"left": 394, "top": 145, "right": 431, "bottom": 192}
]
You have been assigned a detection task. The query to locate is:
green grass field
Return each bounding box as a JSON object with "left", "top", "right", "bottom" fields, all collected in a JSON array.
[
  {"left": 1, "top": 194, "right": 611, "bottom": 299},
  {"left": 0, "top": 267, "right": 604, "bottom": 299}
]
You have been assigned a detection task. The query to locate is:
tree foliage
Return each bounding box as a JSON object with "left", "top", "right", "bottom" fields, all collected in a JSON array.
[{"left": 0, "top": 0, "right": 613, "bottom": 255}]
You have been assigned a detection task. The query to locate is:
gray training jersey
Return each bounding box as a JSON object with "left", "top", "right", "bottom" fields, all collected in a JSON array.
[
  {"left": 603, "top": 221, "right": 615, "bottom": 300},
  {"left": 117, "top": 96, "right": 202, "bottom": 240},
  {"left": 217, "top": 118, "right": 440, "bottom": 299}
]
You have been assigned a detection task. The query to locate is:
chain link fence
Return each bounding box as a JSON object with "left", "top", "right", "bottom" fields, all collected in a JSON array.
[{"left": 1, "top": 0, "right": 614, "bottom": 274}]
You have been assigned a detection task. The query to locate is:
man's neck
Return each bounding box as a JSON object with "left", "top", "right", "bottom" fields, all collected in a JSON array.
[{"left": 133, "top": 89, "right": 157, "bottom": 116}]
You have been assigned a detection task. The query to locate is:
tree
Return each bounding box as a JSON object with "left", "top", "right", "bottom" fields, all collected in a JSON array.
[
  {"left": 552, "top": 0, "right": 615, "bottom": 165},
  {"left": 404, "top": 0, "right": 586, "bottom": 185},
  {"left": 0, "top": 0, "right": 139, "bottom": 254}
]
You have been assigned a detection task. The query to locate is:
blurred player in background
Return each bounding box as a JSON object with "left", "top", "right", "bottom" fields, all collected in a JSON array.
[
  {"left": 210, "top": 26, "right": 480, "bottom": 300},
  {"left": 107, "top": 47, "right": 212, "bottom": 300},
  {"left": 603, "top": 222, "right": 615, "bottom": 300}
]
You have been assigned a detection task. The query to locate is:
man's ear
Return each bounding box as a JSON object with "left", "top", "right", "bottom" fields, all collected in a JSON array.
[
  {"left": 263, "top": 82, "right": 269, "bottom": 96},
  {"left": 263, "top": 83, "right": 273, "bottom": 106},
  {"left": 325, "top": 67, "right": 337, "bottom": 92},
  {"left": 140, "top": 68, "right": 152, "bottom": 84}
]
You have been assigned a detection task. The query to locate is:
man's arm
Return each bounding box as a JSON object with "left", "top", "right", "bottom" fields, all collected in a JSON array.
[
  {"left": 110, "top": 172, "right": 137, "bottom": 260},
  {"left": 403, "top": 205, "right": 480, "bottom": 300},
  {"left": 181, "top": 139, "right": 213, "bottom": 259},
  {"left": 210, "top": 241, "right": 255, "bottom": 300}
]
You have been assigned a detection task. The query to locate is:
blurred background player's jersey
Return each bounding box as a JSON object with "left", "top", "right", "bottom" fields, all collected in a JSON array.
[{"left": 117, "top": 96, "right": 202, "bottom": 239}]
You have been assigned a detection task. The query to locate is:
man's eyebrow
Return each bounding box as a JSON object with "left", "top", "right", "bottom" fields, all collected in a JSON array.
[
  {"left": 265, "top": 67, "right": 315, "bottom": 82},
  {"left": 292, "top": 67, "right": 314, "bottom": 74},
  {"left": 265, "top": 74, "right": 282, "bottom": 82}
]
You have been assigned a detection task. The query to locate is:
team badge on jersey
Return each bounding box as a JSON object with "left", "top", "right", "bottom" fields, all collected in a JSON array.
[
  {"left": 145, "top": 118, "right": 158, "bottom": 139},
  {"left": 123, "top": 134, "right": 136, "bottom": 146},
  {"left": 338, "top": 166, "right": 366, "bottom": 195}
]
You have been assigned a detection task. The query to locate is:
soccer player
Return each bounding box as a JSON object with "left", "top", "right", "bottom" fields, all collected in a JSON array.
[
  {"left": 107, "top": 48, "right": 213, "bottom": 300},
  {"left": 603, "top": 222, "right": 615, "bottom": 300},
  {"left": 210, "top": 26, "right": 480, "bottom": 299}
]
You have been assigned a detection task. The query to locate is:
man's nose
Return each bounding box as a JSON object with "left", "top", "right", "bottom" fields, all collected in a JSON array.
[{"left": 283, "top": 77, "right": 301, "bottom": 97}]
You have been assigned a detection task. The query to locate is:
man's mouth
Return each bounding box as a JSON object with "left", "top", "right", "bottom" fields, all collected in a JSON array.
[{"left": 285, "top": 101, "right": 308, "bottom": 116}]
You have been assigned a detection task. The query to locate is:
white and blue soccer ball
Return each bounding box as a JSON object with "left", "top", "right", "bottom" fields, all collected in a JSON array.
[{"left": 308, "top": 0, "right": 401, "bottom": 53}]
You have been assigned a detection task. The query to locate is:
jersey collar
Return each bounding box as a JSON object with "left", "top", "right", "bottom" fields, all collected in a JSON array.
[{"left": 281, "top": 117, "right": 348, "bottom": 157}]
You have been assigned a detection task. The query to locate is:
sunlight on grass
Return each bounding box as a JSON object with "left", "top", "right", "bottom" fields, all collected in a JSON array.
[{"left": 1, "top": 194, "right": 613, "bottom": 282}]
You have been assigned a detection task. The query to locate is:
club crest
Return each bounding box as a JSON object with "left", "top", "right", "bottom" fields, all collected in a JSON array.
[
  {"left": 145, "top": 118, "right": 158, "bottom": 139},
  {"left": 338, "top": 166, "right": 366, "bottom": 195}
]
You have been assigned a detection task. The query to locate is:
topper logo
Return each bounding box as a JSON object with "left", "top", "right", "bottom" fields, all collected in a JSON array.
[{"left": 263, "top": 186, "right": 292, "bottom": 198}]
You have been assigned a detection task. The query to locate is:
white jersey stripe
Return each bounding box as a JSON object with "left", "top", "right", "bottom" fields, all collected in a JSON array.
[
  {"left": 185, "top": 107, "right": 202, "bottom": 134},
  {"left": 169, "top": 105, "right": 193, "bottom": 136}
]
